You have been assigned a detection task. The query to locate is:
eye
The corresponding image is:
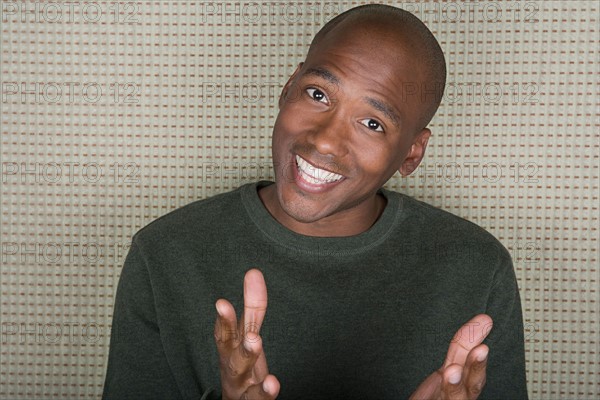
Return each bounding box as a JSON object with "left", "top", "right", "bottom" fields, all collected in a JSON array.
[
  {"left": 360, "top": 118, "right": 384, "bottom": 132},
  {"left": 306, "top": 88, "right": 328, "bottom": 104}
]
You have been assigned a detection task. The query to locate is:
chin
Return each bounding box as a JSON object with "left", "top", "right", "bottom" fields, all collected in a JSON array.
[{"left": 277, "top": 187, "right": 330, "bottom": 224}]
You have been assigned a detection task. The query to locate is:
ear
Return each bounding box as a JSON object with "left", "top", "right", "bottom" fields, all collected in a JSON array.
[
  {"left": 278, "top": 62, "right": 303, "bottom": 108},
  {"left": 399, "top": 128, "right": 431, "bottom": 176}
]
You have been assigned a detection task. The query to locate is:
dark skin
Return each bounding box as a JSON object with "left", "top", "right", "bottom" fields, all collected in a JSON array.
[
  {"left": 215, "top": 18, "right": 491, "bottom": 399},
  {"left": 215, "top": 270, "right": 491, "bottom": 399}
]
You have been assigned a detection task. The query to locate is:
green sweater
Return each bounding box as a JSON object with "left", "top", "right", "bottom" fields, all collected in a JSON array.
[{"left": 103, "top": 181, "right": 528, "bottom": 399}]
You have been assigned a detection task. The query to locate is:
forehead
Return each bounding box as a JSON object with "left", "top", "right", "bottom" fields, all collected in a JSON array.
[
  {"left": 312, "top": 16, "right": 421, "bottom": 59},
  {"left": 305, "top": 21, "right": 424, "bottom": 86},
  {"left": 305, "top": 25, "right": 428, "bottom": 114}
]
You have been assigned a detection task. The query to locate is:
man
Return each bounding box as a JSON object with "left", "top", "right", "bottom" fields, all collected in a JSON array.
[{"left": 103, "top": 4, "right": 528, "bottom": 399}]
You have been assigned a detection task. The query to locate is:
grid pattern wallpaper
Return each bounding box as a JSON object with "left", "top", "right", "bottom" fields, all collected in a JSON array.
[{"left": 1, "top": 1, "right": 598, "bottom": 399}]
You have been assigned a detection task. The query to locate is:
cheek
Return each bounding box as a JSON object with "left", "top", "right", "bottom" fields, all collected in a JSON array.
[
  {"left": 357, "top": 144, "right": 406, "bottom": 177},
  {"left": 271, "top": 112, "right": 299, "bottom": 164},
  {"left": 357, "top": 143, "right": 393, "bottom": 167},
  {"left": 273, "top": 108, "right": 306, "bottom": 143}
]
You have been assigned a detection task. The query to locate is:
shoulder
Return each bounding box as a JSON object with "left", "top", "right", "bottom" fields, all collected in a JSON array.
[
  {"left": 384, "top": 189, "right": 512, "bottom": 263},
  {"left": 130, "top": 184, "right": 249, "bottom": 248}
]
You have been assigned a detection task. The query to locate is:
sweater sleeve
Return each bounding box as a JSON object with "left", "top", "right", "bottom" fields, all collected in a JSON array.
[
  {"left": 102, "top": 238, "right": 184, "bottom": 399},
  {"left": 480, "top": 250, "right": 529, "bottom": 400},
  {"left": 102, "top": 238, "right": 218, "bottom": 400}
]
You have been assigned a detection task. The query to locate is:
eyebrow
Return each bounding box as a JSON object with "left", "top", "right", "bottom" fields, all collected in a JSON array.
[
  {"left": 304, "top": 67, "right": 340, "bottom": 85},
  {"left": 363, "top": 97, "right": 401, "bottom": 130},
  {"left": 303, "top": 66, "right": 401, "bottom": 130}
]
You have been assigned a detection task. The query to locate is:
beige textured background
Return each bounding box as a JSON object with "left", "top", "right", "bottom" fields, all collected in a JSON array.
[{"left": 1, "top": 0, "right": 598, "bottom": 399}]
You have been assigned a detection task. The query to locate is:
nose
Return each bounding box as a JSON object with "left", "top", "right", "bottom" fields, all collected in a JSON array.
[{"left": 307, "top": 112, "right": 349, "bottom": 158}]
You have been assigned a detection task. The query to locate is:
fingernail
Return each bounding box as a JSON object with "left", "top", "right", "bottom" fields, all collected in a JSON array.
[
  {"left": 477, "top": 348, "right": 489, "bottom": 362},
  {"left": 215, "top": 302, "right": 223, "bottom": 316},
  {"left": 262, "top": 380, "right": 270, "bottom": 393},
  {"left": 449, "top": 370, "right": 462, "bottom": 385}
]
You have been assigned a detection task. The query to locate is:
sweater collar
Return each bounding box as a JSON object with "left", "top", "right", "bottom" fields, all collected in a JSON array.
[{"left": 241, "top": 181, "right": 402, "bottom": 254}]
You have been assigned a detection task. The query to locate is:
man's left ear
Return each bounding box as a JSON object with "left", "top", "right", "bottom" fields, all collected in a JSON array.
[{"left": 399, "top": 128, "right": 431, "bottom": 176}]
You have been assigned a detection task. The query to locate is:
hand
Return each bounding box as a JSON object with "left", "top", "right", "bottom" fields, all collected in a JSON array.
[
  {"left": 409, "top": 314, "right": 493, "bottom": 400},
  {"left": 214, "top": 269, "right": 280, "bottom": 400}
]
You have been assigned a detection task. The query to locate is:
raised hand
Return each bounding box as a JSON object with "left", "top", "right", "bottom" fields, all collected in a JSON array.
[
  {"left": 409, "top": 314, "right": 493, "bottom": 400},
  {"left": 214, "top": 269, "right": 280, "bottom": 400}
]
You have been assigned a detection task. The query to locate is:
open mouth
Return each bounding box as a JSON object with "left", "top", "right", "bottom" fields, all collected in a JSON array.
[{"left": 295, "top": 155, "right": 344, "bottom": 186}]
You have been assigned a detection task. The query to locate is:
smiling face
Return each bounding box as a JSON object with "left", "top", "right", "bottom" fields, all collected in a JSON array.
[{"left": 260, "top": 19, "right": 437, "bottom": 236}]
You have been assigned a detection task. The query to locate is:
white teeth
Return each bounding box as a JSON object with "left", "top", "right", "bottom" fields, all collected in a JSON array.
[{"left": 295, "top": 155, "right": 343, "bottom": 185}]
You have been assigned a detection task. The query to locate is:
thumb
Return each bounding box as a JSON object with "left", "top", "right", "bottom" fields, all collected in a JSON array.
[
  {"left": 409, "top": 369, "right": 442, "bottom": 400},
  {"left": 443, "top": 314, "right": 493, "bottom": 369}
]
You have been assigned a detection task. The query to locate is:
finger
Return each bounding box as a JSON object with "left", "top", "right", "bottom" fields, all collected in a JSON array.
[
  {"left": 463, "top": 344, "right": 488, "bottom": 400},
  {"left": 226, "top": 330, "right": 265, "bottom": 380},
  {"left": 442, "top": 364, "right": 468, "bottom": 400},
  {"left": 408, "top": 370, "right": 442, "bottom": 400},
  {"left": 242, "top": 269, "right": 268, "bottom": 343},
  {"left": 253, "top": 347, "right": 270, "bottom": 381},
  {"left": 240, "top": 374, "right": 280, "bottom": 400},
  {"left": 214, "top": 299, "right": 240, "bottom": 352},
  {"left": 443, "top": 314, "right": 493, "bottom": 369}
]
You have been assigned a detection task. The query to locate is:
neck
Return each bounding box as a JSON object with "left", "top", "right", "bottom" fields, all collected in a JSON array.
[{"left": 258, "top": 184, "right": 387, "bottom": 237}]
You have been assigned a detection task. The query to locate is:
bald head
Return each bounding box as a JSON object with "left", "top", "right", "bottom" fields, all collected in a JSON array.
[{"left": 306, "top": 4, "right": 446, "bottom": 129}]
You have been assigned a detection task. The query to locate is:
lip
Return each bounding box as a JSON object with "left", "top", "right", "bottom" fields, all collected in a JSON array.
[{"left": 291, "top": 153, "right": 346, "bottom": 193}]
